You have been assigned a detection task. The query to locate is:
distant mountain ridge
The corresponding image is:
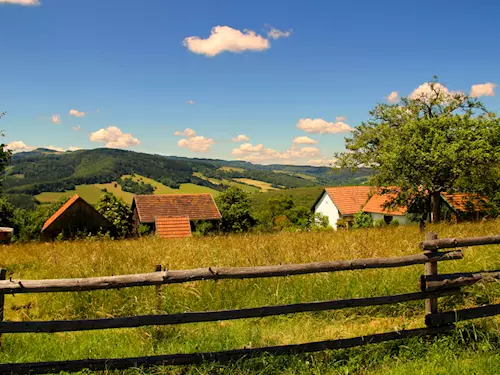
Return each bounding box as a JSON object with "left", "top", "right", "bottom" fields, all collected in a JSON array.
[{"left": 4, "top": 148, "right": 371, "bottom": 196}]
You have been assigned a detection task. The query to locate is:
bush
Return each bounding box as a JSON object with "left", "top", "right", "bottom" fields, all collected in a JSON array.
[
  {"left": 95, "top": 193, "right": 132, "bottom": 238},
  {"left": 352, "top": 211, "right": 373, "bottom": 229},
  {"left": 137, "top": 224, "right": 151, "bottom": 237},
  {"left": 336, "top": 218, "right": 348, "bottom": 229},
  {"left": 216, "top": 187, "right": 256, "bottom": 233},
  {"left": 374, "top": 218, "right": 386, "bottom": 227},
  {"left": 389, "top": 219, "right": 400, "bottom": 226}
]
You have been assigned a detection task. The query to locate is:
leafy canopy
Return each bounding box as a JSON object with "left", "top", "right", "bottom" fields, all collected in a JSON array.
[
  {"left": 335, "top": 78, "right": 500, "bottom": 221},
  {"left": 216, "top": 187, "right": 256, "bottom": 233}
]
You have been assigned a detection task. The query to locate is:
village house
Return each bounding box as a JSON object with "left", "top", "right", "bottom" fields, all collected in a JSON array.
[
  {"left": 440, "top": 193, "right": 489, "bottom": 222},
  {"left": 41, "top": 195, "right": 115, "bottom": 239},
  {"left": 131, "top": 194, "right": 222, "bottom": 238},
  {"left": 362, "top": 191, "right": 411, "bottom": 225},
  {"left": 313, "top": 186, "right": 371, "bottom": 229}
]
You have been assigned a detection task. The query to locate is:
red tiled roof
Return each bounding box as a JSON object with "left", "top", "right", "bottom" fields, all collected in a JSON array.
[
  {"left": 42, "top": 194, "right": 81, "bottom": 231},
  {"left": 363, "top": 192, "right": 407, "bottom": 215},
  {"left": 324, "top": 186, "right": 371, "bottom": 215},
  {"left": 133, "top": 194, "right": 222, "bottom": 223},
  {"left": 155, "top": 216, "right": 192, "bottom": 239},
  {"left": 441, "top": 193, "right": 488, "bottom": 212}
]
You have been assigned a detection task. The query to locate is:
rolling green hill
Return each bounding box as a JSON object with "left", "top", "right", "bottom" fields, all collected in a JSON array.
[{"left": 4, "top": 148, "right": 371, "bottom": 207}]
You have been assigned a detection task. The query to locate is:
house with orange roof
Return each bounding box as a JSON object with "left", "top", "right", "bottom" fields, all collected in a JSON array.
[
  {"left": 41, "top": 195, "right": 115, "bottom": 239},
  {"left": 313, "top": 186, "right": 371, "bottom": 229},
  {"left": 131, "top": 194, "right": 222, "bottom": 238},
  {"left": 440, "top": 193, "right": 489, "bottom": 221},
  {"left": 362, "top": 191, "right": 411, "bottom": 225}
]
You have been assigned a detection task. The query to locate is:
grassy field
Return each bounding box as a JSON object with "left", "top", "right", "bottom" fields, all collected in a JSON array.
[
  {"left": 234, "top": 178, "right": 280, "bottom": 192},
  {"left": 193, "top": 172, "right": 260, "bottom": 193},
  {"left": 1, "top": 221, "right": 500, "bottom": 373},
  {"left": 249, "top": 186, "right": 324, "bottom": 215},
  {"left": 124, "top": 174, "right": 220, "bottom": 196}
]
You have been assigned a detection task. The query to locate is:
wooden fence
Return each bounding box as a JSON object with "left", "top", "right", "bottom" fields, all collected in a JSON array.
[{"left": 0, "top": 232, "right": 499, "bottom": 374}]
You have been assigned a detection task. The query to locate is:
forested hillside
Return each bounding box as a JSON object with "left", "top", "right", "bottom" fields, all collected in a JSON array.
[{"left": 4, "top": 148, "right": 371, "bottom": 206}]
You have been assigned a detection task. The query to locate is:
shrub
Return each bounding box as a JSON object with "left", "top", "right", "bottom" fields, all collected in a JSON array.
[
  {"left": 336, "top": 218, "right": 348, "bottom": 229},
  {"left": 389, "top": 219, "right": 400, "bottom": 226},
  {"left": 216, "top": 187, "right": 256, "bottom": 233},
  {"left": 374, "top": 218, "right": 386, "bottom": 227},
  {"left": 352, "top": 211, "right": 373, "bottom": 229},
  {"left": 137, "top": 224, "right": 151, "bottom": 237},
  {"left": 95, "top": 193, "right": 132, "bottom": 238}
]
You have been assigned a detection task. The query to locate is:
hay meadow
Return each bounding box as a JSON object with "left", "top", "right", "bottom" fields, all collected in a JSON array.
[{"left": 1, "top": 221, "right": 500, "bottom": 374}]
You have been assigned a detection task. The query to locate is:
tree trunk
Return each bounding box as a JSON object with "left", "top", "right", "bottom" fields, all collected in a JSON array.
[{"left": 431, "top": 191, "right": 441, "bottom": 223}]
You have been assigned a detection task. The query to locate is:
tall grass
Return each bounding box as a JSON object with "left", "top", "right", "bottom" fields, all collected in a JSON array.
[{"left": 1, "top": 221, "right": 500, "bottom": 374}]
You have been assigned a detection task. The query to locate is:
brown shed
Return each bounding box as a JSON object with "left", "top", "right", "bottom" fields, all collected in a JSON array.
[
  {"left": 41, "top": 195, "right": 115, "bottom": 239},
  {"left": 131, "top": 194, "right": 222, "bottom": 238}
]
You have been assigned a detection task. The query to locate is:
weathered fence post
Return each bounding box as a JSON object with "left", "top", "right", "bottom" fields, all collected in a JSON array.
[
  {"left": 424, "top": 232, "right": 439, "bottom": 321},
  {"left": 0, "top": 268, "right": 6, "bottom": 346},
  {"left": 155, "top": 265, "right": 163, "bottom": 311}
]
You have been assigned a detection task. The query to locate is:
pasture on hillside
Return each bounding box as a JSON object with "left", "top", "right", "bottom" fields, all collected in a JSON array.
[{"left": 1, "top": 221, "right": 500, "bottom": 374}]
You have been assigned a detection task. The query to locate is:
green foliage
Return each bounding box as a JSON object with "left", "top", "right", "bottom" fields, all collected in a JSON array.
[
  {"left": 260, "top": 195, "right": 318, "bottom": 231},
  {"left": 352, "top": 211, "right": 373, "bottom": 229},
  {"left": 216, "top": 187, "right": 256, "bottom": 233},
  {"left": 335, "top": 77, "right": 500, "bottom": 223},
  {"left": 0, "top": 198, "right": 16, "bottom": 228},
  {"left": 390, "top": 219, "right": 400, "bottom": 226},
  {"left": 137, "top": 224, "right": 151, "bottom": 237},
  {"left": 336, "top": 218, "right": 348, "bottom": 229},
  {"left": 4, "top": 194, "right": 39, "bottom": 210},
  {"left": 117, "top": 177, "right": 154, "bottom": 195},
  {"left": 95, "top": 193, "right": 131, "bottom": 238},
  {"left": 374, "top": 218, "right": 387, "bottom": 227}
]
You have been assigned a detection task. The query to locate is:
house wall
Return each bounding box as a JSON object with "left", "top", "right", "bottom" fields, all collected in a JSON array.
[
  {"left": 369, "top": 213, "right": 410, "bottom": 225},
  {"left": 314, "top": 192, "right": 340, "bottom": 230}
]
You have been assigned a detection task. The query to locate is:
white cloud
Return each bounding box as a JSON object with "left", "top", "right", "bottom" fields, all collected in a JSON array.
[
  {"left": 90, "top": 126, "right": 140, "bottom": 148},
  {"left": 72, "top": 126, "right": 81, "bottom": 131},
  {"left": 308, "top": 158, "right": 336, "bottom": 167},
  {"left": 386, "top": 91, "right": 399, "bottom": 104},
  {"left": 45, "top": 145, "right": 66, "bottom": 152},
  {"left": 232, "top": 134, "right": 250, "bottom": 142},
  {"left": 6, "top": 141, "right": 35, "bottom": 153},
  {"left": 296, "top": 118, "right": 353, "bottom": 134},
  {"left": 51, "top": 114, "right": 61, "bottom": 124},
  {"left": 183, "top": 26, "right": 270, "bottom": 57},
  {"left": 68, "top": 147, "right": 82, "bottom": 152},
  {"left": 470, "top": 82, "right": 497, "bottom": 98},
  {"left": 175, "top": 128, "right": 215, "bottom": 152},
  {"left": 408, "top": 82, "right": 463, "bottom": 102},
  {"left": 336, "top": 116, "right": 346, "bottom": 122},
  {"left": 267, "top": 27, "right": 292, "bottom": 40},
  {"left": 232, "top": 142, "right": 321, "bottom": 163},
  {"left": 0, "top": 0, "right": 40, "bottom": 5},
  {"left": 293, "top": 136, "right": 318, "bottom": 145},
  {"left": 69, "top": 109, "right": 86, "bottom": 118},
  {"left": 174, "top": 128, "right": 196, "bottom": 137},
  {"left": 187, "top": 100, "right": 195, "bottom": 105}
]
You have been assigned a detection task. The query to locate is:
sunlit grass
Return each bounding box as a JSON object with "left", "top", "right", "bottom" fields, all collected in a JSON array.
[{"left": 1, "top": 220, "right": 500, "bottom": 373}]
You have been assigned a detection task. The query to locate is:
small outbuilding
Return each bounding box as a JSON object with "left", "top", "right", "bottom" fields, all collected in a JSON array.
[
  {"left": 0, "top": 227, "right": 14, "bottom": 244},
  {"left": 440, "top": 193, "right": 489, "bottom": 222},
  {"left": 41, "top": 195, "right": 115, "bottom": 239},
  {"left": 313, "top": 186, "right": 371, "bottom": 229},
  {"left": 131, "top": 194, "right": 222, "bottom": 238}
]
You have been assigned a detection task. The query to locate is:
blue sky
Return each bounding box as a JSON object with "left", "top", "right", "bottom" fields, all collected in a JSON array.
[{"left": 1, "top": 0, "right": 499, "bottom": 166}]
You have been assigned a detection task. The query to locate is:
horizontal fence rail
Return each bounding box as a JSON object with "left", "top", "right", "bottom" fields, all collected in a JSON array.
[
  {"left": 421, "top": 235, "right": 500, "bottom": 251},
  {"left": 0, "top": 326, "right": 454, "bottom": 375},
  {"left": 0, "top": 251, "right": 463, "bottom": 294},
  {"left": 426, "top": 304, "right": 500, "bottom": 326},
  {"left": 0, "top": 290, "right": 459, "bottom": 334},
  {"left": 421, "top": 270, "right": 500, "bottom": 292}
]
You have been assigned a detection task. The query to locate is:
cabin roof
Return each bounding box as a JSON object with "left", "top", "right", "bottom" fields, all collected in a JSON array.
[
  {"left": 155, "top": 216, "right": 192, "bottom": 238},
  {"left": 441, "top": 193, "right": 488, "bottom": 212},
  {"left": 363, "top": 190, "right": 407, "bottom": 216},
  {"left": 133, "top": 194, "right": 222, "bottom": 223},
  {"left": 42, "top": 194, "right": 81, "bottom": 232}
]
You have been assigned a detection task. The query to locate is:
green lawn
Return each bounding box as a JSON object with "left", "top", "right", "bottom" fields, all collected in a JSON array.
[{"left": 124, "top": 174, "right": 220, "bottom": 196}]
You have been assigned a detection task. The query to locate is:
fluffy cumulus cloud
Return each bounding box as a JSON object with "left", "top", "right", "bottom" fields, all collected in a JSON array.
[
  {"left": 6, "top": 141, "right": 35, "bottom": 153},
  {"left": 408, "top": 82, "right": 463, "bottom": 102},
  {"left": 187, "top": 100, "right": 195, "bottom": 105},
  {"left": 0, "top": 0, "right": 40, "bottom": 5},
  {"left": 69, "top": 109, "right": 86, "bottom": 118},
  {"left": 183, "top": 26, "right": 270, "bottom": 57},
  {"left": 292, "top": 136, "right": 318, "bottom": 145},
  {"left": 51, "top": 114, "right": 61, "bottom": 124},
  {"left": 232, "top": 142, "right": 321, "bottom": 163},
  {"left": 72, "top": 126, "right": 81, "bottom": 131},
  {"left": 175, "top": 128, "right": 215, "bottom": 152},
  {"left": 386, "top": 91, "right": 399, "bottom": 104},
  {"left": 232, "top": 134, "right": 250, "bottom": 142},
  {"left": 90, "top": 126, "right": 140, "bottom": 148},
  {"left": 267, "top": 27, "right": 292, "bottom": 40},
  {"left": 296, "top": 118, "right": 353, "bottom": 134},
  {"left": 470, "top": 82, "right": 497, "bottom": 98},
  {"left": 307, "top": 158, "right": 336, "bottom": 167}
]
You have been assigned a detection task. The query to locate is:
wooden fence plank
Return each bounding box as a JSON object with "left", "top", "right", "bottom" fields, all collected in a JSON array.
[
  {"left": 0, "top": 251, "right": 463, "bottom": 294},
  {"left": 421, "top": 235, "right": 500, "bottom": 251},
  {"left": 426, "top": 304, "right": 500, "bottom": 326},
  {"left": 0, "top": 325, "right": 453, "bottom": 375},
  {"left": 0, "top": 290, "right": 459, "bottom": 334},
  {"left": 421, "top": 270, "right": 500, "bottom": 292},
  {"left": 0, "top": 268, "right": 5, "bottom": 346},
  {"left": 424, "top": 232, "right": 439, "bottom": 317}
]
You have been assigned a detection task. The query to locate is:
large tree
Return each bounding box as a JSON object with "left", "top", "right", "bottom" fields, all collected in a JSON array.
[{"left": 335, "top": 78, "right": 500, "bottom": 223}]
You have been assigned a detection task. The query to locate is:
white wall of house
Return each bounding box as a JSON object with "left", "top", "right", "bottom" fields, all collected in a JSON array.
[
  {"left": 314, "top": 192, "right": 340, "bottom": 229},
  {"left": 369, "top": 213, "right": 410, "bottom": 225}
]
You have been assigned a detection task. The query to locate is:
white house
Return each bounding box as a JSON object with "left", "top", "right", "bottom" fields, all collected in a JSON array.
[
  {"left": 313, "top": 186, "right": 371, "bottom": 229},
  {"left": 362, "top": 192, "right": 411, "bottom": 225}
]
